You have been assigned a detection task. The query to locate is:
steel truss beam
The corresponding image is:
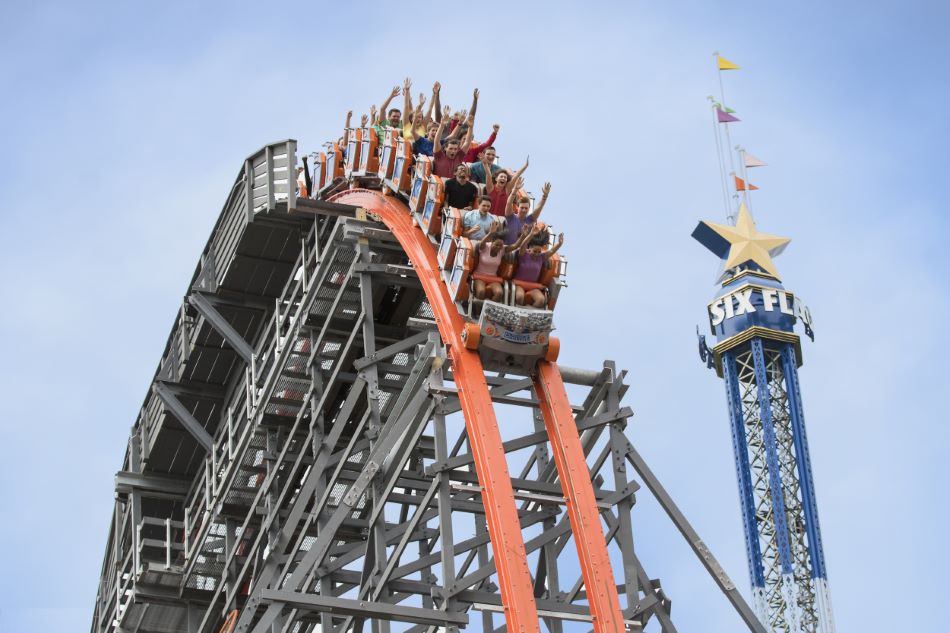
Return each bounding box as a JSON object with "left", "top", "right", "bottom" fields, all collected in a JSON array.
[{"left": 94, "top": 193, "right": 766, "bottom": 633}]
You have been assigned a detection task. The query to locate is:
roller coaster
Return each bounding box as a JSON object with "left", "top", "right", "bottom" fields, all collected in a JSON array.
[{"left": 91, "top": 108, "right": 767, "bottom": 633}]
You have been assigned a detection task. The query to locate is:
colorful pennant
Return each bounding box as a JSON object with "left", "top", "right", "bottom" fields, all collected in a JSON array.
[
  {"left": 717, "top": 108, "right": 740, "bottom": 123},
  {"left": 744, "top": 153, "right": 767, "bottom": 168},
  {"left": 735, "top": 175, "right": 759, "bottom": 191},
  {"left": 718, "top": 55, "right": 740, "bottom": 71}
]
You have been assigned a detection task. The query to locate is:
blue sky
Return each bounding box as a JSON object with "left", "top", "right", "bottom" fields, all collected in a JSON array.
[{"left": 1, "top": 1, "right": 947, "bottom": 630}]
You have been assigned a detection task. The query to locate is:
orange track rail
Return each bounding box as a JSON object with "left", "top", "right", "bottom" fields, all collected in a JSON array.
[
  {"left": 334, "top": 190, "right": 540, "bottom": 632},
  {"left": 534, "top": 361, "right": 625, "bottom": 633},
  {"left": 332, "top": 189, "right": 624, "bottom": 633}
]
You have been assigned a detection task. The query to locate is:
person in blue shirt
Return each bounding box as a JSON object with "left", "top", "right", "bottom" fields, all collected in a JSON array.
[
  {"left": 467, "top": 146, "right": 504, "bottom": 184},
  {"left": 462, "top": 196, "right": 500, "bottom": 240},
  {"left": 411, "top": 121, "right": 438, "bottom": 156}
]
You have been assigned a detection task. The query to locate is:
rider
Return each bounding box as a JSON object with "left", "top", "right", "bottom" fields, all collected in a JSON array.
[
  {"left": 443, "top": 164, "right": 478, "bottom": 209},
  {"left": 471, "top": 225, "right": 529, "bottom": 302},
  {"left": 503, "top": 181, "right": 551, "bottom": 245},
  {"left": 511, "top": 225, "right": 564, "bottom": 308},
  {"left": 484, "top": 156, "right": 528, "bottom": 218},
  {"left": 462, "top": 196, "right": 497, "bottom": 240}
]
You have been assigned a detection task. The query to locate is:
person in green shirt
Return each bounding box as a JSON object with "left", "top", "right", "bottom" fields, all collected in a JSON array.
[{"left": 373, "top": 84, "right": 403, "bottom": 141}]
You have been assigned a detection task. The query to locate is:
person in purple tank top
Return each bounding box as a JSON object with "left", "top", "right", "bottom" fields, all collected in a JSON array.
[
  {"left": 510, "top": 225, "right": 565, "bottom": 308},
  {"left": 471, "top": 224, "right": 532, "bottom": 302},
  {"left": 503, "top": 181, "right": 551, "bottom": 245}
]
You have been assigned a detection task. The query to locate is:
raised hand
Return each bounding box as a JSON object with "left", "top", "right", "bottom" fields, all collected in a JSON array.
[
  {"left": 418, "top": 92, "right": 426, "bottom": 107},
  {"left": 473, "top": 87, "right": 480, "bottom": 100},
  {"left": 390, "top": 85, "right": 401, "bottom": 99},
  {"left": 345, "top": 110, "right": 353, "bottom": 122},
  {"left": 557, "top": 232, "right": 565, "bottom": 245},
  {"left": 492, "top": 123, "right": 500, "bottom": 132},
  {"left": 432, "top": 81, "right": 441, "bottom": 94},
  {"left": 542, "top": 182, "right": 551, "bottom": 196},
  {"left": 442, "top": 105, "right": 451, "bottom": 118},
  {"left": 514, "top": 176, "right": 525, "bottom": 190},
  {"left": 403, "top": 77, "right": 412, "bottom": 93},
  {"left": 360, "top": 114, "right": 368, "bottom": 126},
  {"left": 370, "top": 104, "right": 378, "bottom": 121}
]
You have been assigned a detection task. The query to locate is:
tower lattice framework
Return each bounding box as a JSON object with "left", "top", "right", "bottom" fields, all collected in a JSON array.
[{"left": 694, "top": 205, "right": 835, "bottom": 633}]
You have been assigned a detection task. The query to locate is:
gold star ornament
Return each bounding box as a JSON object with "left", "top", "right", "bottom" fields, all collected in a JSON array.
[{"left": 691, "top": 203, "right": 790, "bottom": 279}]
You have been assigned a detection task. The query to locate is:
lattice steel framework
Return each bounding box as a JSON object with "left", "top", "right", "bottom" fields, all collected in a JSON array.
[
  {"left": 721, "top": 339, "right": 834, "bottom": 633},
  {"left": 90, "top": 139, "right": 767, "bottom": 633}
]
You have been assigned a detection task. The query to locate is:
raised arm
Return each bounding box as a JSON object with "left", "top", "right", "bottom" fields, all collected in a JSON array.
[
  {"left": 483, "top": 159, "right": 496, "bottom": 193},
  {"left": 531, "top": 182, "right": 552, "bottom": 220},
  {"left": 377, "top": 85, "right": 400, "bottom": 124},
  {"left": 474, "top": 219, "right": 502, "bottom": 248},
  {"left": 460, "top": 116, "right": 475, "bottom": 152},
  {"left": 543, "top": 232, "right": 565, "bottom": 259},
  {"left": 506, "top": 157, "right": 529, "bottom": 194},
  {"left": 423, "top": 92, "right": 435, "bottom": 127},
  {"left": 469, "top": 88, "right": 479, "bottom": 119},
  {"left": 504, "top": 179, "right": 522, "bottom": 217},
  {"left": 466, "top": 124, "right": 499, "bottom": 160},
  {"left": 519, "top": 224, "right": 540, "bottom": 255},
  {"left": 432, "top": 82, "right": 442, "bottom": 123},
  {"left": 416, "top": 92, "right": 430, "bottom": 127},
  {"left": 343, "top": 110, "right": 353, "bottom": 147},
  {"left": 433, "top": 106, "right": 450, "bottom": 154},
  {"left": 402, "top": 77, "right": 413, "bottom": 120},
  {"left": 504, "top": 226, "right": 533, "bottom": 253},
  {"left": 410, "top": 107, "right": 425, "bottom": 141}
]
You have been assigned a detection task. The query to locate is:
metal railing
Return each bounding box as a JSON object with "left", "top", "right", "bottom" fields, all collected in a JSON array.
[{"left": 179, "top": 216, "right": 335, "bottom": 579}]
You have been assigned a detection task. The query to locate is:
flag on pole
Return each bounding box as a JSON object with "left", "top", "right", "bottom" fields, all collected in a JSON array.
[
  {"left": 735, "top": 175, "right": 759, "bottom": 191},
  {"left": 718, "top": 55, "right": 740, "bottom": 71},
  {"left": 744, "top": 153, "right": 767, "bottom": 168},
  {"left": 724, "top": 106, "right": 736, "bottom": 114},
  {"left": 717, "top": 108, "right": 740, "bottom": 123}
]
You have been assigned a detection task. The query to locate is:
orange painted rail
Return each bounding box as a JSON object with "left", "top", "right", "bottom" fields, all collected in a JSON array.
[
  {"left": 534, "top": 361, "right": 625, "bottom": 633},
  {"left": 333, "top": 189, "right": 541, "bottom": 633},
  {"left": 331, "top": 189, "right": 625, "bottom": 633}
]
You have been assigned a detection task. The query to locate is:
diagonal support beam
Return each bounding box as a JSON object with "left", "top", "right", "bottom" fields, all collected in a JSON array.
[
  {"left": 260, "top": 590, "right": 468, "bottom": 626},
  {"left": 624, "top": 441, "right": 767, "bottom": 633},
  {"left": 188, "top": 292, "right": 255, "bottom": 364},
  {"left": 353, "top": 330, "right": 431, "bottom": 371},
  {"left": 247, "top": 342, "right": 437, "bottom": 633},
  {"left": 152, "top": 381, "right": 213, "bottom": 452}
]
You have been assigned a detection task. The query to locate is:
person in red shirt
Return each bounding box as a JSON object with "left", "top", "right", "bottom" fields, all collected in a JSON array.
[
  {"left": 484, "top": 156, "right": 528, "bottom": 217},
  {"left": 464, "top": 124, "right": 500, "bottom": 163},
  {"left": 432, "top": 107, "right": 467, "bottom": 177}
]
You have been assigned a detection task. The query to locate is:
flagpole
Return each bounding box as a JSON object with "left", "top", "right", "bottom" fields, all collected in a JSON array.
[
  {"left": 737, "top": 146, "right": 751, "bottom": 213},
  {"left": 714, "top": 52, "right": 739, "bottom": 224},
  {"left": 709, "top": 97, "right": 731, "bottom": 220}
]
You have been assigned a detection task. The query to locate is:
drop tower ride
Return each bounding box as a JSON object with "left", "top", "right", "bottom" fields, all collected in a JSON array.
[{"left": 692, "top": 204, "right": 835, "bottom": 633}]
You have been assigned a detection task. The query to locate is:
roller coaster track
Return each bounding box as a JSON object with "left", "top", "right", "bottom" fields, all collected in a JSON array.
[
  {"left": 330, "top": 189, "right": 625, "bottom": 633},
  {"left": 90, "top": 137, "right": 766, "bottom": 633}
]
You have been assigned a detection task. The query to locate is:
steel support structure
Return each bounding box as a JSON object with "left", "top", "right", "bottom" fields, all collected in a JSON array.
[
  {"left": 91, "top": 140, "right": 766, "bottom": 633},
  {"left": 721, "top": 339, "right": 835, "bottom": 633}
]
